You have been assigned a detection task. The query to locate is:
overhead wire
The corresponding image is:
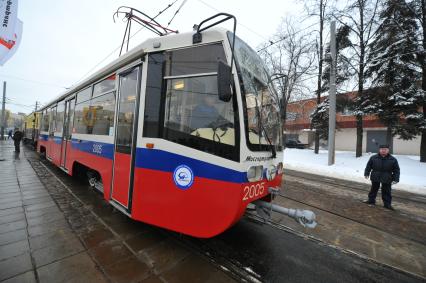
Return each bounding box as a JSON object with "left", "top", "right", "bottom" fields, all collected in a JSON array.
[
  {"left": 257, "top": 22, "right": 320, "bottom": 53},
  {"left": 151, "top": 0, "right": 179, "bottom": 21},
  {"left": 0, "top": 73, "right": 67, "bottom": 89},
  {"left": 75, "top": 1, "right": 179, "bottom": 85},
  {"left": 196, "top": 0, "right": 270, "bottom": 41},
  {"left": 167, "top": 0, "right": 188, "bottom": 27}
]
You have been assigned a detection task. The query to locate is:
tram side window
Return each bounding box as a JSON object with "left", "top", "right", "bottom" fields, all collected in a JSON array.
[
  {"left": 73, "top": 100, "right": 92, "bottom": 134},
  {"left": 55, "top": 101, "right": 65, "bottom": 133},
  {"left": 42, "top": 110, "right": 49, "bottom": 132},
  {"left": 168, "top": 44, "right": 226, "bottom": 76},
  {"left": 116, "top": 68, "right": 138, "bottom": 149},
  {"left": 143, "top": 53, "right": 165, "bottom": 138},
  {"left": 76, "top": 87, "right": 92, "bottom": 104},
  {"left": 93, "top": 75, "right": 116, "bottom": 98},
  {"left": 49, "top": 106, "right": 56, "bottom": 133},
  {"left": 90, "top": 92, "right": 116, "bottom": 135}
]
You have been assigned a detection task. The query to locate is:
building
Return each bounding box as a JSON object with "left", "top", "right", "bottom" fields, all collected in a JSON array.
[{"left": 285, "top": 91, "right": 421, "bottom": 155}]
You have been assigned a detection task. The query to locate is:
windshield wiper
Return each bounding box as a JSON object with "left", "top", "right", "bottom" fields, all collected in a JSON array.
[
  {"left": 255, "top": 104, "right": 276, "bottom": 159},
  {"left": 260, "top": 118, "right": 277, "bottom": 159}
]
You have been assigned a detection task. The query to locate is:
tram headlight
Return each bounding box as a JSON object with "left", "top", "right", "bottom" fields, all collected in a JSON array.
[
  {"left": 247, "top": 165, "right": 263, "bottom": 182},
  {"left": 277, "top": 162, "right": 283, "bottom": 175},
  {"left": 265, "top": 165, "right": 277, "bottom": 181}
]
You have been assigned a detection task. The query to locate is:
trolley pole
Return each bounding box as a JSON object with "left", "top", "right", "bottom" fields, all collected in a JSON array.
[
  {"left": 328, "top": 21, "right": 336, "bottom": 166},
  {"left": 1, "top": 81, "right": 6, "bottom": 140}
]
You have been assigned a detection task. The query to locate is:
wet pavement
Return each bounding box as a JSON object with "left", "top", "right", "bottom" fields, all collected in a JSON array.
[
  {"left": 0, "top": 140, "right": 235, "bottom": 282},
  {"left": 1, "top": 140, "right": 425, "bottom": 282}
]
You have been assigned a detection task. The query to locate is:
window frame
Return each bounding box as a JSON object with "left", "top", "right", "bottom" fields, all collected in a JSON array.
[{"left": 143, "top": 43, "right": 240, "bottom": 162}]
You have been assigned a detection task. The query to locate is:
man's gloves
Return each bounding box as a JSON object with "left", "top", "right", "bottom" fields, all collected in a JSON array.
[{"left": 392, "top": 181, "right": 398, "bottom": 185}]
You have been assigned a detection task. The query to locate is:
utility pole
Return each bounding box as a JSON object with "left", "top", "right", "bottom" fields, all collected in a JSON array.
[
  {"left": 1, "top": 81, "right": 6, "bottom": 140},
  {"left": 35, "top": 101, "right": 38, "bottom": 111},
  {"left": 328, "top": 21, "right": 336, "bottom": 166}
]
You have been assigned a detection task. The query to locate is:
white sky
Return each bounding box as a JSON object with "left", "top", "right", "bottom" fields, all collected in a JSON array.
[{"left": 1, "top": 0, "right": 306, "bottom": 114}]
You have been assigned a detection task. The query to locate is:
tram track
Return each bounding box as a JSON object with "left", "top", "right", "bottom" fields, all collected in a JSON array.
[
  {"left": 275, "top": 193, "right": 426, "bottom": 246},
  {"left": 284, "top": 169, "right": 426, "bottom": 206},
  {"left": 278, "top": 173, "right": 426, "bottom": 246}
]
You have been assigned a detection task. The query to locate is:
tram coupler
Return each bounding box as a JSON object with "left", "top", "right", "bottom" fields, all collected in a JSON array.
[
  {"left": 254, "top": 200, "right": 317, "bottom": 228},
  {"left": 268, "top": 186, "right": 280, "bottom": 199}
]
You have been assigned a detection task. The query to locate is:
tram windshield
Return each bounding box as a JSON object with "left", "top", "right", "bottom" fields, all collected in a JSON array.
[{"left": 230, "top": 33, "right": 282, "bottom": 151}]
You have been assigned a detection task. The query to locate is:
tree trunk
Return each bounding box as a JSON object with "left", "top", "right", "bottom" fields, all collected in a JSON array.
[
  {"left": 420, "top": 0, "right": 426, "bottom": 162},
  {"left": 386, "top": 126, "right": 393, "bottom": 154},
  {"left": 282, "top": 97, "right": 288, "bottom": 148},
  {"left": 314, "top": 0, "right": 324, "bottom": 154},
  {"left": 356, "top": 115, "right": 363, "bottom": 156},
  {"left": 420, "top": 69, "right": 426, "bottom": 161},
  {"left": 355, "top": 3, "right": 365, "bottom": 158}
]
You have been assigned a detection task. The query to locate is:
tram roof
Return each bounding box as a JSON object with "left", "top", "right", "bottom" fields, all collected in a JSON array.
[{"left": 38, "top": 27, "right": 230, "bottom": 111}]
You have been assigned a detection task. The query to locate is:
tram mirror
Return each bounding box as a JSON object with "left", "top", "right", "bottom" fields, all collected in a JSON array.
[{"left": 217, "top": 60, "right": 232, "bottom": 102}]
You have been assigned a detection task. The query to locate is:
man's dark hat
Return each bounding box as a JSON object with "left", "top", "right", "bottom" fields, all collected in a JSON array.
[{"left": 379, "top": 144, "right": 390, "bottom": 149}]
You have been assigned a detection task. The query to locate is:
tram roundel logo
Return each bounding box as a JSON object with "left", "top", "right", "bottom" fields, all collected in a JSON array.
[{"left": 173, "top": 165, "right": 194, "bottom": 190}]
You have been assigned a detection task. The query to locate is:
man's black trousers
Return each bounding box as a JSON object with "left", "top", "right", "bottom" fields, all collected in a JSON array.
[
  {"left": 368, "top": 181, "right": 392, "bottom": 206},
  {"left": 14, "top": 141, "right": 20, "bottom": 152}
]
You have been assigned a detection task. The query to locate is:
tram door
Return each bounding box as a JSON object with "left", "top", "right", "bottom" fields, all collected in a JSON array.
[
  {"left": 111, "top": 65, "right": 141, "bottom": 209},
  {"left": 60, "top": 98, "right": 75, "bottom": 169}
]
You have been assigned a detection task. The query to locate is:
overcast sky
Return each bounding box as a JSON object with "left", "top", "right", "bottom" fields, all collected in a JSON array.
[{"left": 1, "top": 0, "right": 306, "bottom": 114}]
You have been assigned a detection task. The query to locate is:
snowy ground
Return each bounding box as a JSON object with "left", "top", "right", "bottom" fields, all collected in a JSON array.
[{"left": 283, "top": 148, "right": 426, "bottom": 195}]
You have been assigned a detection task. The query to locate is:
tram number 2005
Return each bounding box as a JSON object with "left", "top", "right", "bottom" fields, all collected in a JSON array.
[
  {"left": 243, "top": 182, "right": 265, "bottom": 201},
  {"left": 92, "top": 144, "right": 103, "bottom": 155}
]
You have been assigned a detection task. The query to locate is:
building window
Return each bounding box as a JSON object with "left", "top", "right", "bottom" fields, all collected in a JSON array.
[
  {"left": 286, "top": 112, "right": 299, "bottom": 121},
  {"left": 340, "top": 106, "right": 354, "bottom": 116}
]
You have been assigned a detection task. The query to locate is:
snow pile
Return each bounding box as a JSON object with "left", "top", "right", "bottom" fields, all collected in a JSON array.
[{"left": 283, "top": 149, "right": 426, "bottom": 195}]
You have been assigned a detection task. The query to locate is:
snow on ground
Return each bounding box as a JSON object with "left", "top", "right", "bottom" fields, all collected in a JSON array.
[{"left": 283, "top": 148, "right": 426, "bottom": 195}]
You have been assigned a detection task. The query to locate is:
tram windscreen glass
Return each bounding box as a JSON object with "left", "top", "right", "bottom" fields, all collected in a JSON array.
[{"left": 229, "top": 33, "right": 282, "bottom": 151}]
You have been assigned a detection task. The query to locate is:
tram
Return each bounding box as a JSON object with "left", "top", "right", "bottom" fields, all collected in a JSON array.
[
  {"left": 36, "top": 14, "right": 289, "bottom": 237},
  {"left": 23, "top": 112, "right": 41, "bottom": 147}
]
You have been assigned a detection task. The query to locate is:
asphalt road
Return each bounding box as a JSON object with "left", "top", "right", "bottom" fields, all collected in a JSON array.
[{"left": 179, "top": 217, "right": 423, "bottom": 283}]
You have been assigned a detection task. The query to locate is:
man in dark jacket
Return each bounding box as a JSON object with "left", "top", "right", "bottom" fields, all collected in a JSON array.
[
  {"left": 12, "top": 128, "right": 23, "bottom": 153},
  {"left": 364, "top": 144, "right": 400, "bottom": 210}
]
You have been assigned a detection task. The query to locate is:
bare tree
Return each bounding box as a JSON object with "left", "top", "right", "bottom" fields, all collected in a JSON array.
[
  {"left": 259, "top": 17, "right": 317, "bottom": 131},
  {"left": 302, "top": 0, "right": 330, "bottom": 154},
  {"left": 332, "top": 0, "right": 380, "bottom": 157}
]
